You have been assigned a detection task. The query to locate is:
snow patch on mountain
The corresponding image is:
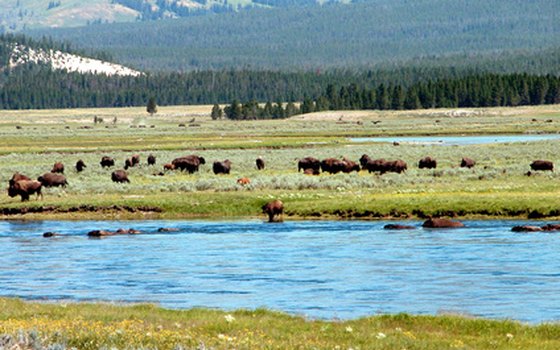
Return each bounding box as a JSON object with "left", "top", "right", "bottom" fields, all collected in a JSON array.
[{"left": 9, "top": 44, "right": 143, "bottom": 77}]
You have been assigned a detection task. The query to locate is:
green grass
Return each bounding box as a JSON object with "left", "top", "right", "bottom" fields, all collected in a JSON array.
[
  {"left": 1, "top": 104, "right": 560, "bottom": 220},
  {"left": 1, "top": 298, "right": 560, "bottom": 349}
]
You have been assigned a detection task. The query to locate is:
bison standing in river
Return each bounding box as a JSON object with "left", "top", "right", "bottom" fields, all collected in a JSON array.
[
  {"left": 530, "top": 160, "right": 554, "bottom": 171},
  {"left": 262, "top": 199, "right": 284, "bottom": 223},
  {"left": 172, "top": 155, "right": 206, "bottom": 173}
]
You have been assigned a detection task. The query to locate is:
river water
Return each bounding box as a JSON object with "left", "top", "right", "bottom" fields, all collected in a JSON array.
[
  {"left": 349, "top": 134, "right": 560, "bottom": 145},
  {"left": 1, "top": 219, "right": 559, "bottom": 323}
]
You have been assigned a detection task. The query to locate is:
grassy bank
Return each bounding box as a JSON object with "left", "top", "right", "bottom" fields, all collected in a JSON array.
[
  {"left": 0, "top": 104, "right": 559, "bottom": 220},
  {"left": 1, "top": 298, "right": 560, "bottom": 349}
]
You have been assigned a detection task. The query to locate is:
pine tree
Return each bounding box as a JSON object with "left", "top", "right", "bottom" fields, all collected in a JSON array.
[{"left": 211, "top": 103, "right": 223, "bottom": 120}]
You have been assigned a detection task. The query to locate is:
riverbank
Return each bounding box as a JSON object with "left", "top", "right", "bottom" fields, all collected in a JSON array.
[{"left": 0, "top": 298, "right": 558, "bottom": 350}]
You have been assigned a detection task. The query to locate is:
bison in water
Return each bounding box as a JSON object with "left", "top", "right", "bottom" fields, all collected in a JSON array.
[
  {"left": 418, "top": 156, "right": 437, "bottom": 169},
  {"left": 460, "top": 157, "right": 476, "bottom": 168},
  {"left": 172, "top": 155, "right": 206, "bottom": 173},
  {"left": 100, "top": 156, "right": 115, "bottom": 168},
  {"left": 298, "top": 157, "right": 321, "bottom": 173},
  {"left": 530, "top": 160, "right": 554, "bottom": 171},
  {"left": 38, "top": 173, "right": 68, "bottom": 187},
  {"left": 213, "top": 159, "right": 232, "bottom": 174},
  {"left": 75, "top": 159, "right": 86, "bottom": 172},
  {"left": 51, "top": 162, "right": 64, "bottom": 174},
  {"left": 262, "top": 199, "right": 284, "bottom": 222},
  {"left": 147, "top": 154, "right": 156, "bottom": 166},
  {"left": 8, "top": 179, "right": 42, "bottom": 202},
  {"left": 256, "top": 157, "right": 265, "bottom": 170},
  {"left": 111, "top": 170, "right": 130, "bottom": 183},
  {"left": 422, "top": 218, "right": 465, "bottom": 228}
]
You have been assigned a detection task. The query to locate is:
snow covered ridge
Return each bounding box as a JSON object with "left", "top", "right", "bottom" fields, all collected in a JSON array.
[{"left": 8, "top": 44, "right": 143, "bottom": 77}]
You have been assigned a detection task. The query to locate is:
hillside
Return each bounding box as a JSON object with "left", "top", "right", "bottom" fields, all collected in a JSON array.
[
  {"left": 28, "top": 0, "right": 560, "bottom": 72},
  {"left": 0, "top": 0, "right": 336, "bottom": 31}
]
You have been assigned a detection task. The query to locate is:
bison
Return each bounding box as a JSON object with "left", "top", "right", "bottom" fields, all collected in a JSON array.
[
  {"left": 51, "top": 162, "right": 64, "bottom": 174},
  {"left": 262, "top": 199, "right": 284, "bottom": 223},
  {"left": 342, "top": 158, "right": 361, "bottom": 173},
  {"left": 8, "top": 179, "right": 42, "bottom": 201},
  {"left": 418, "top": 156, "right": 437, "bottom": 169},
  {"left": 111, "top": 170, "right": 130, "bottom": 183},
  {"left": 75, "top": 159, "right": 86, "bottom": 172},
  {"left": 172, "top": 155, "right": 206, "bottom": 173},
  {"left": 100, "top": 156, "right": 115, "bottom": 168},
  {"left": 359, "top": 154, "right": 371, "bottom": 168},
  {"left": 321, "top": 158, "right": 346, "bottom": 174},
  {"left": 256, "top": 157, "right": 265, "bottom": 170},
  {"left": 237, "top": 177, "right": 251, "bottom": 185},
  {"left": 213, "top": 159, "right": 232, "bottom": 175},
  {"left": 163, "top": 163, "right": 175, "bottom": 171},
  {"left": 422, "top": 218, "right": 465, "bottom": 228},
  {"left": 460, "top": 157, "right": 476, "bottom": 168},
  {"left": 147, "top": 154, "right": 156, "bottom": 166},
  {"left": 304, "top": 168, "right": 320, "bottom": 175},
  {"left": 38, "top": 173, "right": 68, "bottom": 187},
  {"left": 298, "top": 157, "right": 321, "bottom": 173},
  {"left": 530, "top": 160, "right": 554, "bottom": 171},
  {"left": 9, "top": 172, "right": 31, "bottom": 188},
  {"left": 362, "top": 158, "right": 407, "bottom": 174}
]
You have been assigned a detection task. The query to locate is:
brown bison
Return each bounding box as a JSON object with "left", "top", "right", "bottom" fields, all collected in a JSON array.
[
  {"left": 8, "top": 179, "right": 42, "bottom": 202},
  {"left": 298, "top": 157, "right": 321, "bottom": 173},
  {"left": 172, "top": 155, "right": 206, "bottom": 173},
  {"left": 530, "top": 160, "right": 554, "bottom": 171},
  {"left": 511, "top": 225, "right": 543, "bottom": 232},
  {"left": 422, "top": 218, "right": 465, "bottom": 228},
  {"left": 75, "top": 159, "right": 86, "bottom": 172},
  {"left": 38, "top": 173, "right": 68, "bottom": 187},
  {"left": 237, "top": 177, "right": 251, "bottom": 185},
  {"left": 100, "top": 156, "right": 115, "bottom": 168},
  {"left": 342, "top": 158, "right": 361, "bottom": 173},
  {"left": 359, "top": 154, "right": 372, "bottom": 168},
  {"left": 304, "top": 168, "right": 320, "bottom": 175},
  {"left": 321, "top": 158, "right": 346, "bottom": 174},
  {"left": 111, "top": 170, "right": 130, "bottom": 183},
  {"left": 363, "top": 158, "right": 407, "bottom": 174},
  {"left": 262, "top": 199, "right": 284, "bottom": 223},
  {"left": 163, "top": 163, "right": 175, "bottom": 171},
  {"left": 51, "top": 162, "right": 65, "bottom": 174},
  {"left": 460, "top": 157, "right": 476, "bottom": 168},
  {"left": 124, "top": 154, "right": 141, "bottom": 170},
  {"left": 418, "top": 156, "right": 437, "bottom": 169},
  {"left": 213, "top": 159, "right": 232, "bottom": 175},
  {"left": 147, "top": 154, "right": 156, "bottom": 166},
  {"left": 9, "top": 172, "right": 31, "bottom": 188},
  {"left": 256, "top": 157, "right": 265, "bottom": 170}
]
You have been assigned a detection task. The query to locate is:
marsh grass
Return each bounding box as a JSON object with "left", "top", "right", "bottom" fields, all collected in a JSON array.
[{"left": 1, "top": 298, "right": 560, "bottom": 350}]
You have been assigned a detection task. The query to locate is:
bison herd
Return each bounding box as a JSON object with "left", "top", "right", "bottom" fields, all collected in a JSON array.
[{"left": 4, "top": 151, "right": 556, "bottom": 205}]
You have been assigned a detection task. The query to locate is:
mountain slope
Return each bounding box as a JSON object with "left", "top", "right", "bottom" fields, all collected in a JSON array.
[{"left": 28, "top": 0, "right": 560, "bottom": 71}]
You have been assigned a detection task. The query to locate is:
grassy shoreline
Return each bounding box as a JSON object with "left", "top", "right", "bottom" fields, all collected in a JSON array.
[{"left": 1, "top": 298, "right": 559, "bottom": 349}]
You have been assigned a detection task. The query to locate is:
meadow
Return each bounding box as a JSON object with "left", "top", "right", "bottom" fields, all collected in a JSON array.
[{"left": 0, "top": 104, "right": 560, "bottom": 220}]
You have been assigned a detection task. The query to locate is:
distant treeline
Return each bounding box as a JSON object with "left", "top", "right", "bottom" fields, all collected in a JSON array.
[{"left": 209, "top": 74, "right": 560, "bottom": 120}]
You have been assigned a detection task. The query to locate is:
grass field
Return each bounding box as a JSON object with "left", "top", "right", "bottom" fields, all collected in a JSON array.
[
  {"left": 1, "top": 104, "right": 560, "bottom": 220},
  {"left": 2, "top": 298, "right": 560, "bottom": 350}
]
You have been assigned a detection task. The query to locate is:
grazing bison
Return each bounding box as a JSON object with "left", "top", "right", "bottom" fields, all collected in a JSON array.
[
  {"left": 321, "top": 158, "right": 346, "bottom": 174},
  {"left": 362, "top": 158, "right": 407, "bottom": 174},
  {"left": 38, "top": 173, "right": 68, "bottom": 188},
  {"left": 213, "top": 159, "right": 232, "bottom": 175},
  {"left": 172, "top": 155, "right": 206, "bottom": 173},
  {"left": 418, "top": 156, "right": 437, "bottom": 169},
  {"left": 131, "top": 154, "right": 140, "bottom": 166},
  {"left": 75, "top": 159, "right": 86, "bottom": 172},
  {"left": 362, "top": 158, "right": 387, "bottom": 173},
  {"left": 262, "top": 199, "right": 284, "bottom": 223},
  {"left": 342, "top": 158, "right": 361, "bottom": 173},
  {"left": 304, "top": 168, "right": 320, "bottom": 175},
  {"left": 530, "top": 160, "right": 554, "bottom": 171},
  {"left": 460, "top": 157, "right": 476, "bottom": 168},
  {"left": 388, "top": 160, "right": 407, "bottom": 174},
  {"left": 9, "top": 172, "right": 31, "bottom": 188},
  {"left": 147, "top": 154, "right": 156, "bottom": 166},
  {"left": 298, "top": 157, "right": 321, "bottom": 173},
  {"left": 256, "top": 157, "right": 265, "bottom": 170},
  {"left": 237, "top": 177, "right": 251, "bottom": 185},
  {"left": 100, "top": 156, "right": 115, "bottom": 168},
  {"left": 422, "top": 218, "right": 465, "bottom": 228},
  {"left": 51, "top": 162, "right": 64, "bottom": 174},
  {"left": 111, "top": 170, "right": 130, "bottom": 183},
  {"left": 8, "top": 180, "right": 42, "bottom": 201}
]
